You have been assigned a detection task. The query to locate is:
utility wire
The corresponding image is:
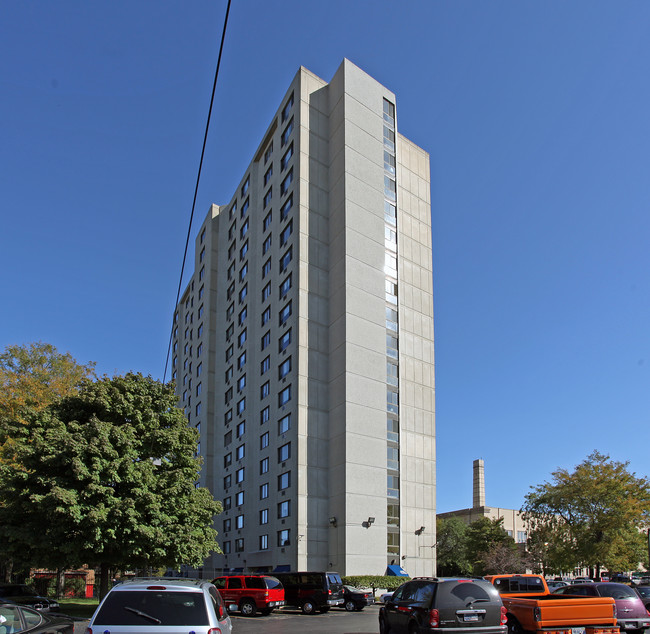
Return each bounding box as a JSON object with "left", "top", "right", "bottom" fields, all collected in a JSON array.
[{"left": 163, "top": 0, "right": 232, "bottom": 383}]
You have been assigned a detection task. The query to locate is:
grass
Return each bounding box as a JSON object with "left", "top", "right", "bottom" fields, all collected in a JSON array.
[{"left": 58, "top": 597, "right": 99, "bottom": 619}]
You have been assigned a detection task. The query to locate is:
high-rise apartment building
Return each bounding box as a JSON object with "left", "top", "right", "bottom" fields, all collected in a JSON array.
[{"left": 171, "top": 59, "right": 435, "bottom": 577}]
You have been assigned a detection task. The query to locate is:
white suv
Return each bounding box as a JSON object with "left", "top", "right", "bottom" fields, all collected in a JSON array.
[{"left": 86, "top": 578, "right": 232, "bottom": 634}]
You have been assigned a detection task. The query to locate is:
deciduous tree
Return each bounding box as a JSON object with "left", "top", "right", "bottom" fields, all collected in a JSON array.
[
  {"left": 0, "top": 372, "right": 221, "bottom": 598},
  {"left": 522, "top": 451, "right": 650, "bottom": 577},
  {"left": 436, "top": 517, "right": 471, "bottom": 576}
]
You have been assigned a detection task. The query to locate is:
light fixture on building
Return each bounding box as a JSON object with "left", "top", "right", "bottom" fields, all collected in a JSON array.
[
  {"left": 415, "top": 526, "right": 425, "bottom": 535},
  {"left": 329, "top": 517, "right": 337, "bottom": 527},
  {"left": 363, "top": 517, "right": 376, "bottom": 528}
]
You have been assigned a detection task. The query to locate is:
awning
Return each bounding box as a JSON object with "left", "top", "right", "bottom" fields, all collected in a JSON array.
[{"left": 385, "top": 564, "right": 409, "bottom": 576}]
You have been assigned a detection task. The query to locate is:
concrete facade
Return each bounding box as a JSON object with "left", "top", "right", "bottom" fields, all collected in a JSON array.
[{"left": 172, "top": 60, "right": 435, "bottom": 577}]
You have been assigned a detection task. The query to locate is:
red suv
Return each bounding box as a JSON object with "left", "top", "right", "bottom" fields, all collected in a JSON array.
[{"left": 212, "top": 575, "right": 285, "bottom": 616}]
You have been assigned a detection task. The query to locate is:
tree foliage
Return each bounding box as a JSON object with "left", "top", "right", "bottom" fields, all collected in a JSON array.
[
  {"left": 436, "top": 517, "right": 471, "bottom": 576},
  {"left": 0, "top": 372, "right": 221, "bottom": 596},
  {"left": 522, "top": 451, "right": 650, "bottom": 575},
  {"left": 466, "top": 517, "right": 518, "bottom": 576}
]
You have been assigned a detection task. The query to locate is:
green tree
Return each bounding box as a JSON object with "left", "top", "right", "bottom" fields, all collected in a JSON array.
[
  {"left": 522, "top": 451, "right": 650, "bottom": 578},
  {"left": 0, "top": 342, "right": 95, "bottom": 582},
  {"left": 0, "top": 372, "right": 221, "bottom": 598},
  {"left": 466, "top": 517, "right": 515, "bottom": 576},
  {"left": 436, "top": 517, "right": 471, "bottom": 576}
]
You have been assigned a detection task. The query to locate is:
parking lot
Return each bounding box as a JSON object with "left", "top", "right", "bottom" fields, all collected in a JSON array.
[{"left": 229, "top": 604, "right": 380, "bottom": 633}]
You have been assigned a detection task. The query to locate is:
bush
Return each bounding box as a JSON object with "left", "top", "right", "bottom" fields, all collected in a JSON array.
[{"left": 342, "top": 575, "right": 410, "bottom": 597}]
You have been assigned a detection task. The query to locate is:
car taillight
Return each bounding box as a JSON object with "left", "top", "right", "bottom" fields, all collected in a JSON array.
[
  {"left": 428, "top": 608, "right": 440, "bottom": 627},
  {"left": 328, "top": 589, "right": 332, "bottom": 595},
  {"left": 207, "top": 628, "right": 222, "bottom": 634},
  {"left": 534, "top": 607, "right": 542, "bottom": 621},
  {"left": 501, "top": 606, "right": 508, "bottom": 625},
  {"left": 85, "top": 629, "right": 92, "bottom": 634},
  {"left": 613, "top": 605, "right": 617, "bottom": 618}
]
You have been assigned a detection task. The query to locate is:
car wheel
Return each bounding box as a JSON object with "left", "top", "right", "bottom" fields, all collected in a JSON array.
[
  {"left": 301, "top": 600, "right": 316, "bottom": 614},
  {"left": 507, "top": 616, "right": 522, "bottom": 634},
  {"left": 408, "top": 622, "right": 420, "bottom": 634},
  {"left": 345, "top": 600, "right": 356, "bottom": 612},
  {"left": 379, "top": 616, "right": 391, "bottom": 634},
  {"left": 239, "top": 599, "right": 257, "bottom": 616}
]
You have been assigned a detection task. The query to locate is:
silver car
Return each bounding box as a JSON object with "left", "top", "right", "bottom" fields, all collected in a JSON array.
[{"left": 86, "top": 578, "right": 232, "bottom": 634}]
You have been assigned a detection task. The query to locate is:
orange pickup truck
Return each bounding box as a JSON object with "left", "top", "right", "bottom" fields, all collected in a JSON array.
[{"left": 485, "top": 574, "right": 619, "bottom": 634}]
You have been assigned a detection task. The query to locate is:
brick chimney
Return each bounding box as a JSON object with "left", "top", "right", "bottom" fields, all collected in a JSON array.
[{"left": 473, "top": 458, "right": 485, "bottom": 508}]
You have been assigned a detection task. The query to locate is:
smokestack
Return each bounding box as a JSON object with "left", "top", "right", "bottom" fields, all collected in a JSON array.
[{"left": 473, "top": 459, "right": 485, "bottom": 508}]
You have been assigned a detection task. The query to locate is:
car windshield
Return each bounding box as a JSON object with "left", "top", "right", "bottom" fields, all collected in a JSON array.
[
  {"left": 93, "top": 591, "right": 209, "bottom": 626},
  {"left": 598, "top": 584, "right": 637, "bottom": 599},
  {"left": 263, "top": 576, "right": 283, "bottom": 590},
  {"left": 636, "top": 587, "right": 650, "bottom": 598}
]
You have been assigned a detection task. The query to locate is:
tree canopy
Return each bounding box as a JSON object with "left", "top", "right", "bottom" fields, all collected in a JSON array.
[
  {"left": 0, "top": 371, "right": 221, "bottom": 596},
  {"left": 522, "top": 451, "right": 650, "bottom": 575}
]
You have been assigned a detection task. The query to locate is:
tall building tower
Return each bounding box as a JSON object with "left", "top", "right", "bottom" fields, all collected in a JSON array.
[{"left": 171, "top": 59, "right": 435, "bottom": 577}]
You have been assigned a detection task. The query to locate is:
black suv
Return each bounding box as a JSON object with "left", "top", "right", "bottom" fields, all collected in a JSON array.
[
  {"left": 272, "top": 571, "right": 344, "bottom": 614},
  {"left": 379, "top": 577, "right": 507, "bottom": 634}
]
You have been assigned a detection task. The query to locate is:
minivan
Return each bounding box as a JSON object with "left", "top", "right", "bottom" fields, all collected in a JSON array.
[{"left": 272, "top": 571, "right": 344, "bottom": 614}]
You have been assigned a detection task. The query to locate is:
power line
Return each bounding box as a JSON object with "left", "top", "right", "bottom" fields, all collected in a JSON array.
[{"left": 163, "top": 0, "right": 232, "bottom": 383}]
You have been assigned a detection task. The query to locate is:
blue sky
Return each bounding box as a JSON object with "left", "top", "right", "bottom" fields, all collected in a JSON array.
[{"left": 2, "top": 1, "right": 649, "bottom": 514}]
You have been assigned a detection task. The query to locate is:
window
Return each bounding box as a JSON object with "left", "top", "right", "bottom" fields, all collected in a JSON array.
[
  {"left": 262, "top": 258, "right": 272, "bottom": 278},
  {"left": 236, "top": 467, "right": 245, "bottom": 483},
  {"left": 229, "top": 201, "right": 237, "bottom": 219},
  {"left": 200, "top": 227, "right": 206, "bottom": 243},
  {"left": 280, "top": 220, "right": 293, "bottom": 246},
  {"left": 260, "top": 483, "right": 269, "bottom": 499},
  {"left": 238, "top": 306, "right": 247, "bottom": 326},
  {"left": 279, "top": 329, "right": 291, "bottom": 352},
  {"left": 278, "top": 442, "right": 291, "bottom": 462},
  {"left": 386, "top": 280, "right": 398, "bottom": 304},
  {"left": 198, "top": 303, "right": 204, "bottom": 318},
  {"left": 261, "top": 331, "right": 271, "bottom": 350},
  {"left": 383, "top": 98, "right": 395, "bottom": 125},
  {"left": 237, "top": 398, "right": 246, "bottom": 415},
  {"left": 240, "top": 240, "right": 248, "bottom": 260},
  {"left": 281, "top": 117, "right": 294, "bottom": 146},
  {"left": 196, "top": 382, "right": 202, "bottom": 396},
  {"left": 260, "top": 509, "right": 269, "bottom": 525},
  {"left": 280, "top": 246, "right": 292, "bottom": 272},
  {"left": 239, "top": 284, "right": 248, "bottom": 304},
  {"left": 225, "top": 409, "right": 233, "bottom": 425},
  {"left": 384, "top": 150, "right": 396, "bottom": 175},
  {"left": 236, "top": 444, "right": 245, "bottom": 460},
  {"left": 260, "top": 355, "right": 271, "bottom": 375},
  {"left": 262, "top": 306, "right": 271, "bottom": 325},
  {"left": 228, "top": 262, "right": 235, "bottom": 281},
  {"left": 197, "top": 362, "right": 202, "bottom": 376},
  {"left": 278, "top": 500, "right": 290, "bottom": 518},
  {"left": 235, "top": 538, "right": 244, "bottom": 553},
  {"left": 264, "top": 141, "right": 273, "bottom": 164},
  {"left": 279, "top": 356, "right": 291, "bottom": 379},
  {"left": 241, "top": 197, "right": 249, "bottom": 217},
  {"left": 226, "top": 323, "right": 234, "bottom": 341},
  {"left": 282, "top": 92, "right": 294, "bottom": 122},
  {"left": 280, "top": 169, "right": 293, "bottom": 196},
  {"left": 225, "top": 387, "right": 233, "bottom": 404},
  {"left": 260, "top": 381, "right": 270, "bottom": 399},
  {"left": 387, "top": 360, "right": 398, "bottom": 386},
  {"left": 386, "top": 307, "right": 398, "bottom": 331},
  {"left": 279, "top": 301, "right": 292, "bottom": 325},
  {"left": 387, "top": 334, "right": 398, "bottom": 358},
  {"left": 263, "top": 188, "right": 272, "bottom": 208},
  {"left": 241, "top": 176, "right": 249, "bottom": 197},
  {"left": 260, "top": 406, "right": 270, "bottom": 424},
  {"left": 199, "top": 266, "right": 205, "bottom": 281},
  {"left": 278, "top": 385, "right": 291, "bottom": 407},
  {"left": 280, "top": 193, "right": 293, "bottom": 220},
  {"left": 223, "top": 518, "right": 231, "bottom": 533},
  {"left": 279, "top": 273, "right": 292, "bottom": 298},
  {"left": 224, "top": 453, "right": 232, "bottom": 468},
  {"left": 387, "top": 389, "right": 399, "bottom": 414},
  {"left": 384, "top": 175, "right": 397, "bottom": 201},
  {"left": 387, "top": 445, "right": 399, "bottom": 471},
  {"left": 223, "top": 474, "right": 232, "bottom": 489},
  {"left": 239, "top": 262, "right": 248, "bottom": 281},
  {"left": 262, "top": 282, "right": 271, "bottom": 302},
  {"left": 263, "top": 210, "right": 272, "bottom": 231},
  {"left": 236, "top": 420, "right": 245, "bottom": 437},
  {"left": 228, "top": 242, "right": 236, "bottom": 261},
  {"left": 278, "top": 529, "right": 290, "bottom": 547},
  {"left": 264, "top": 164, "right": 273, "bottom": 185},
  {"left": 238, "top": 350, "right": 247, "bottom": 370},
  {"left": 227, "top": 282, "right": 235, "bottom": 301},
  {"left": 238, "top": 329, "right": 247, "bottom": 347},
  {"left": 236, "top": 491, "right": 244, "bottom": 506},
  {"left": 260, "top": 535, "right": 269, "bottom": 550},
  {"left": 235, "top": 514, "right": 244, "bottom": 529},
  {"left": 228, "top": 221, "right": 236, "bottom": 241},
  {"left": 278, "top": 413, "right": 291, "bottom": 434},
  {"left": 223, "top": 496, "right": 231, "bottom": 510},
  {"left": 223, "top": 541, "right": 231, "bottom": 554},
  {"left": 263, "top": 234, "right": 272, "bottom": 254},
  {"left": 224, "top": 430, "right": 232, "bottom": 446},
  {"left": 281, "top": 143, "right": 293, "bottom": 171},
  {"left": 260, "top": 457, "right": 269, "bottom": 475},
  {"left": 226, "top": 344, "right": 233, "bottom": 361},
  {"left": 383, "top": 125, "right": 395, "bottom": 151},
  {"left": 260, "top": 431, "right": 269, "bottom": 449}
]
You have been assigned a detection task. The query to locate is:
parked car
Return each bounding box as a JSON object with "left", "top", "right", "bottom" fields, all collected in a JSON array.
[
  {"left": 572, "top": 577, "right": 595, "bottom": 583},
  {"left": 380, "top": 591, "right": 395, "bottom": 603},
  {"left": 211, "top": 574, "right": 284, "bottom": 616},
  {"left": 340, "top": 585, "right": 374, "bottom": 611},
  {"left": 546, "top": 580, "right": 569, "bottom": 590},
  {"left": 272, "top": 571, "right": 343, "bottom": 614},
  {"left": 553, "top": 582, "right": 650, "bottom": 633},
  {"left": 0, "top": 603, "right": 73, "bottom": 634},
  {"left": 86, "top": 577, "right": 232, "bottom": 634},
  {"left": 379, "top": 577, "right": 507, "bottom": 634},
  {"left": 0, "top": 585, "right": 59, "bottom": 611},
  {"left": 634, "top": 584, "right": 650, "bottom": 610}
]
